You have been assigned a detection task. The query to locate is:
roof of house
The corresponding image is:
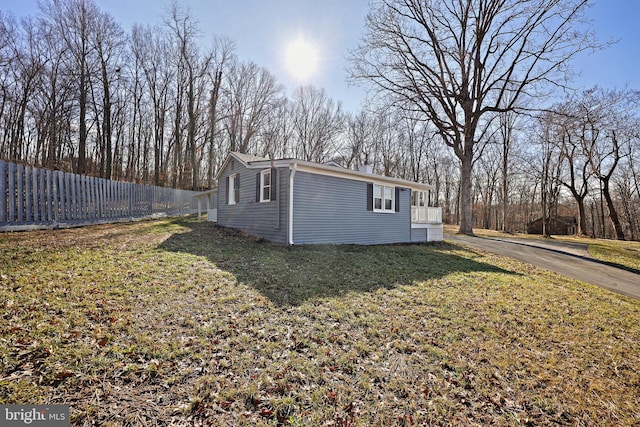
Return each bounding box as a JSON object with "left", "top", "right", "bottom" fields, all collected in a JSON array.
[
  {"left": 215, "top": 151, "right": 433, "bottom": 191},
  {"left": 232, "top": 152, "right": 269, "bottom": 164},
  {"left": 528, "top": 215, "right": 577, "bottom": 225}
]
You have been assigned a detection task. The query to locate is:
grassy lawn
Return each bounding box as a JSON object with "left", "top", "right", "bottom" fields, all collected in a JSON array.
[
  {"left": 1, "top": 218, "right": 639, "bottom": 426},
  {"left": 446, "top": 224, "right": 640, "bottom": 272}
]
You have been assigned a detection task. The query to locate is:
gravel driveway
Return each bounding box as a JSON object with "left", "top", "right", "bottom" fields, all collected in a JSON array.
[{"left": 446, "top": 233, "right": 640, "bottom": 300}]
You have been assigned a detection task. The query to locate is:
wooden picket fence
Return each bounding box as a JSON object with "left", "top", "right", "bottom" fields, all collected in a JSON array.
[{"left": 0, "top": 160, "right": 198, "bottom": 231}]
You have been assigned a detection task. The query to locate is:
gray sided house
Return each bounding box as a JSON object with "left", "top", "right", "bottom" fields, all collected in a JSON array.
[{"left": 207, "top": 152, "right": 443, "bottom": 245}]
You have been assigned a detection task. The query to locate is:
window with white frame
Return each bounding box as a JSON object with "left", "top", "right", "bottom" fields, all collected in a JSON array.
[
  {"left": 260, "top": 169, "right": 271, "bottom": 202},
  {"left": 228, "top": 173, "right": 238, "bottom": 205},
  {"left": 373, "top": 183, "right": 395, "bottom": 212}
]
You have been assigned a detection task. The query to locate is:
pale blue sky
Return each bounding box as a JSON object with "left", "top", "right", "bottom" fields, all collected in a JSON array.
[{"left": 2, "top": 0, "right": 639, "bottom": 112}]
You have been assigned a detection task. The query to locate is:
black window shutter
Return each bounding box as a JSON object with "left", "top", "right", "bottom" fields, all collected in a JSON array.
[
  {"left": 235, "top": 175, "right": 240, "bottom": 203},
  {"left": 225, "top": 176, "right": 229, "bottom": 204},
  {"left": 256, "top": 172, "right": 260, "bottom": 202},
  {"left": 395, "top": 187, "right": 400, "bottom": 212},
  {"left": 271, "top": 168, "right": 277, "bottom": 201},
  {"left": 366, "top": 183, "right": 373, "bottom": 211}
]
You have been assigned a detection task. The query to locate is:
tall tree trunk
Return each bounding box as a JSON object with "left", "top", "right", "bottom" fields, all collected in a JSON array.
[
  {"left": 153, "top": 112, "right": 162, "bottom": 186},
  {"left": 601, "top": 176, "right": 625, "bottom": 240},
  {"left": 207, "top": 70, "right": 222, "bottom": 189},
  {"left": 501, "top": 142, "right": 509, "bottom": 232},
  {"left": 599, "top": 180, "right": 606, "bottom": 238},
  {"left": 187, "top": 77, "right": 197, "bottom": 190},
  {"left": 78, "top": 60, "right": 87, "bottom": 175},
  {"left": 459, "top": 149, "right": 473, "bottom": 235},
  {"left": 101, "top": 58, "right": 112, "bottom": 179},
  {"left": 575, "top": 195, "right": 587, "bottom": 237}
]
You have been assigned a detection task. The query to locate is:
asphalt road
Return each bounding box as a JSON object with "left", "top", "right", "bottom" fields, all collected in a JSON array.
[{"left": 446, "top": 234, "right": 640, "bottom": 300}]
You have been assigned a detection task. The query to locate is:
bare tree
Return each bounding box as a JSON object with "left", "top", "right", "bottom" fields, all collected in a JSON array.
[
  {"left": 377, "top": 113, "right": 402, "bottom": 176},
  {"left": 497, "top": 109, "right": 520, "bottom": 232},
  {"left": 476, "top": 149, "right": 501, "bottom": 229},
  {"left": 349, "top": 0, "right": 598, "bottom": 234},
  {"left": 400, "top": 112, "right": 434, "bottom": 183},
  {"left": 91, "top": 8, "right": 125, "bottom": 179},
  {"left": 291, "top": 85, "right": 344, "bottom": 162},
  {"left": 43, "top": 0, "right": 101, "bottom": 174},
  {"left": 205, "top": 38, "right": 234, "bottom": 188},
  {"left": 259, "top": 96, "right": 292, "bottom": 159},
  {"left": 36, "top": 15, "right": 74, "bottom": 170},
  {"left": 615, "top": 160, "right": 639, "bottom": 241},
  {"left": 586, "top": 88, "right": 631, "bottom": 240},
  {"left": 223, "top": 60, "right": 282, "bottom": 154},
  {"left": 343, "top": 109, "right": 377, "bottom": 169},
  {"left": 131, "top": 23, "right": 173, "bottom": 185},
  {"left": 536, "top": 111, "right": 564, "bottom": 237},
  {"left": 1, "top": 15, "right": 48, "bottom": 163},
  {"left": 165, "top": 3, "right": 218, "bottom": 189}
]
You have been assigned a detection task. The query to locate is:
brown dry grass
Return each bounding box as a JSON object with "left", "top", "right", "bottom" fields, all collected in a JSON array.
[{"left": 1, "top": 218, "right": 639, "bottom": 426}]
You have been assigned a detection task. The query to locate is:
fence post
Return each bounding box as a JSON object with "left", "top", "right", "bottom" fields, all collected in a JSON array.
[
  {"left": 116, "top": 182, "right": 124, "bottom": 218},
  {"left": 87, "top": 176, "right": 93, "bottom": 220},
  {"left": 147, "top": 185, "right": 152, "bottom": 216},
  {"left": 68, "top": 173, "right": 73, "bottom": 220},
  {"left": 0, "top": 161, "right": 6, "bottom": 223},
  {"left": 87, "top": 176, "right": 95, "bottom": 220},
  {"left": 64, "top": 173, "right": 70, "bottom": 220},
  {"left": 100, "top": 178, "right": 106, "bottom": 219},
  {"left": 32, "top": 166, "right": 38, "bottom": 222},
  {"left": 110, "top": 180, "right": 114, "bottom": 218},
  {"left": 8, "top": 162, "right": 16, "bottom": 222},
  {"left": 53, "top": 170, "right": 60, "bottom": 221},
  {"left": 57, "top": 171, "right": 65, "bottom": 221},
  {"left": 39, "top": 168, "right": 46, "bottom": 221},
  {"left": 45, "top": 169, "right": 52, "bottom": 221},
  {"left": 25, "top": 165, "right": 32, "bottom": 222},
  {"left": 78, "top": 174, "right": 85, "bottom": 220},
  {"left": 104, "top": 179, "right": 110, "bottom": 218},
  {"left": 17, "top": 164, "right": 24, "bottom": 222}
]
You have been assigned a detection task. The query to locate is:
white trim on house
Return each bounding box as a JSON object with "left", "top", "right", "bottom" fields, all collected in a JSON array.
[
  {"left": 411, "top": 190, "right": 428, "bottom": 223},
  {"left": 260, "top": 169, "right": 271, "bottom": 203},
  {"left": 248, "top": 158, "right": 432, "bottom": 192},
  {"left": 288, "top": 163, "right": 297, "bottom": 245},
  {"left": 215, "top": 152, "right": 432, "bottom": 193},
  {"left": 373, "top": 183, "right": 395, "bottom": 213},
  {"left": 228, "top": 173, "right": 238, "bottom": 205},
  {"left": 214, "top": 152, "right": 270, "bottom": 182},
  {"left": 194, "top": 188, "right": 217, "bottom": 220}
]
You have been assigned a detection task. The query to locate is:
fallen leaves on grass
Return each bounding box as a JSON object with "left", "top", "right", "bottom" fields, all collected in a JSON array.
[{"left": 0, "top": 218, "right": 638, "bottom": 426}]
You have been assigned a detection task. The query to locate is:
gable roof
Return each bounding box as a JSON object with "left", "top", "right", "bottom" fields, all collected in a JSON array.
[
  {"left": 215, "top": 151, "right": 433, "bottom": 191},
  {"left": 213, "top": 152, "right": 269, "bottom": 181},
  {"left": 232, "top": 152, "right": 269, "bottom": 164}
]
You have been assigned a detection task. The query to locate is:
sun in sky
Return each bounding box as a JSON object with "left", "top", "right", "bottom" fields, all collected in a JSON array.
[{"left": 284, "top": 37, "right": 319, "bottom": 81}]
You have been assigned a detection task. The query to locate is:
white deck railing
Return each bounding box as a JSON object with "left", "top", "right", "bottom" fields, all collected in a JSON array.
[{"left": 411, "top": 206, "right": 442, "bottom": 224}]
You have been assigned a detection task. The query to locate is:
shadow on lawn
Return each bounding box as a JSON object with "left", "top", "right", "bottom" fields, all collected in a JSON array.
[{"left": 158, "top": 219, "right": 518, "bottom": 306}]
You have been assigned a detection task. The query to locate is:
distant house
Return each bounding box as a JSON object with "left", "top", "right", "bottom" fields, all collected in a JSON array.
[
  {"left": 527, "top": 216, "right": 577, "bottom": 235},
  {"left": 201, "top": 152, "right": 443, "bottom": 245}
]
